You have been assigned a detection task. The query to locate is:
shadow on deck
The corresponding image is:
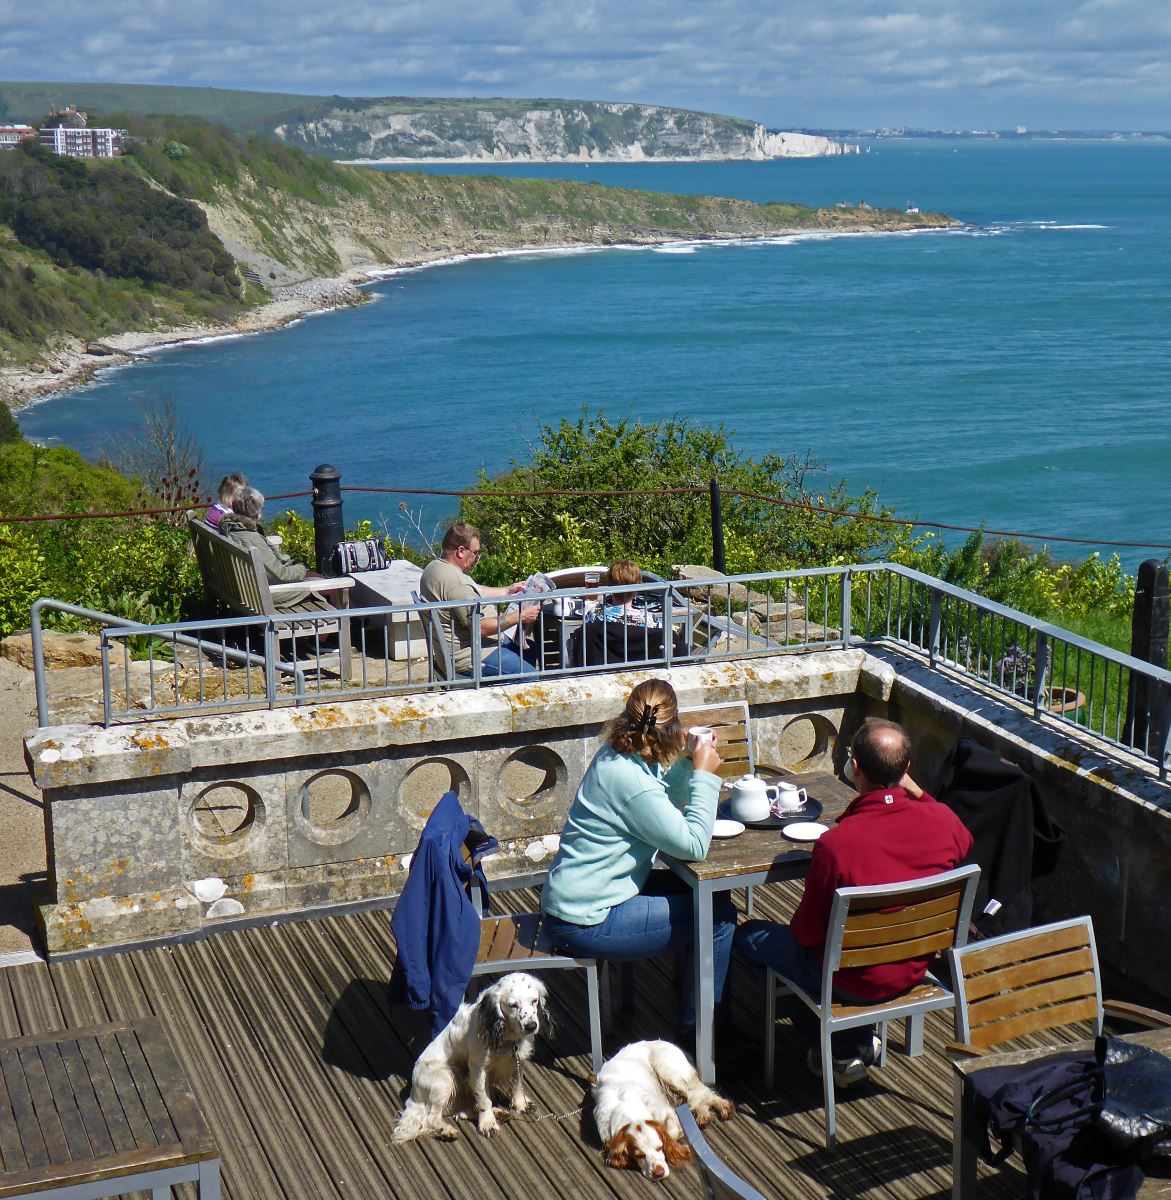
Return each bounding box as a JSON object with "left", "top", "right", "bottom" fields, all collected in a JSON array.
[{"left": 0, "top": 881, "right": 1043, "bottom": 1200}]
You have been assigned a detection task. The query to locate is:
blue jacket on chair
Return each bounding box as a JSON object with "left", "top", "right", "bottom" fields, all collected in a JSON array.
[{"left": 388, "top": 790, "right": 499, "bottom": 1035}]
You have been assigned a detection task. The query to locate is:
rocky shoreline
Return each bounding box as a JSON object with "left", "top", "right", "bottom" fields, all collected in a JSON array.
[{"left": 0, "top": 273, "right": 372, "bottom": 414}]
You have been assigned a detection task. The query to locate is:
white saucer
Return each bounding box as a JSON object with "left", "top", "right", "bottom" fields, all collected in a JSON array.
[
  {"left": 781, "top": 821, "right": 829, "bottom": 842},
  {"left": 712, "top": 818, "right": 745, "bottom": 839}
]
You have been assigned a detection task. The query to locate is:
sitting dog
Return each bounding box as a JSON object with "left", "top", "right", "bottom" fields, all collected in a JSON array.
[
  {"left": 593, "top": 1039, "right": 734, "bottom": 1179},
  {"left": 392, "top": 972, "right": 551, "bottom": 1142}
]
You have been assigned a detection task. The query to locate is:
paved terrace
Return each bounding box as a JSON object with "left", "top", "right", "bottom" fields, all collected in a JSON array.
[{"left": 1, "top": 878, "right": 1055, "bottom": 1200}]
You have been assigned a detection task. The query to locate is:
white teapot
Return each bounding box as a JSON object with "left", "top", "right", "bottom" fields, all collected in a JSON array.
[{"left": 728, "top": 775, "right": 777, "bottom": 823}]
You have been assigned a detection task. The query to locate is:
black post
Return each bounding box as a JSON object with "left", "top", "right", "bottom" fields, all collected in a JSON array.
[
  {"left": 310, "top": 463, "right": 344, "bottom": 576},
  {"left": 709, "top": 477, "right": 726, "bottom": 574},
  {"left": 1124, "top": 559, "right": 1169, "bottom": 754}
]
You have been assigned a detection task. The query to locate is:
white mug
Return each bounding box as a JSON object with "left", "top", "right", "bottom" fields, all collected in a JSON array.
[
  {"left": 773, "top": 781, "right": 808, "bottom": 812},
  {"left": 686, "top": 726, "right": 716, "bottom": 753},
  {"left": 728, "top": 775, "right": 776, "bottom": 823}
]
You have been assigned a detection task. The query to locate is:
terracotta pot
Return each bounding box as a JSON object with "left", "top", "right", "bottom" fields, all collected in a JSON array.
[{"left": 1048, "top": 687, "right": 1087, "bottom": 714}]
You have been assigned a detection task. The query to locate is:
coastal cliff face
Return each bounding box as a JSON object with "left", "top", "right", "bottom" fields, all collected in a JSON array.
[{"left": 271, "top": 100, "right": 855, "bottom": 162}]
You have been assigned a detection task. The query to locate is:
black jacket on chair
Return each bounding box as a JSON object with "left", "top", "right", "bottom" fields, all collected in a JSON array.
[
  {"left": 932, "top": 738, "right": 1065, "bottom": 937},
  {"left": 570, "top": 618, "right": 688, "bottom": 668}
]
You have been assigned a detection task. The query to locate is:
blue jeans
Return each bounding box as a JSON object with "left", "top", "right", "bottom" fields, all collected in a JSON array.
[
  {"left": 478, "top": 645, "right": 538, "bottom": 678},
  {"left": 735, "top": 920, "right": 873, "bottom": 1058},
  {"left": 543, "top": 871, "right": 736, "bottom": 1032}
]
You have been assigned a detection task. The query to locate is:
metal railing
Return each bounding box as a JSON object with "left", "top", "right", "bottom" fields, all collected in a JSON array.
[{"left": 31, "top": 565, "right": 1171, "bottom": 778}]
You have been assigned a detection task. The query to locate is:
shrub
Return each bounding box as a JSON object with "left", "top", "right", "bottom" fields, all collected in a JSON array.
[{"left": 0, "top": 517, "right": 48, "bottom": 636}]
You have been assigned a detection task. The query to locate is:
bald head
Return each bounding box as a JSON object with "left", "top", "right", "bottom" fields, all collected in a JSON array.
[{"left": 850, "top": 718, "right": 912, "bottom": 790}]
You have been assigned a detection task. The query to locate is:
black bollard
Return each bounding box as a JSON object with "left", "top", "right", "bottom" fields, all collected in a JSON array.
[
  {"left": 710, "top": 477, "right": 726, "bottom": 575},
  {"left": 310, "top": 464, "right": 344, "bottom": 576},
  {"left": 1124, "top": 559, "right": 1169, "bottom": 755}
]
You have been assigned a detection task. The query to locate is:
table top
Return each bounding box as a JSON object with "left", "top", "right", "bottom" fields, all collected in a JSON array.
[
  {"left": 0, "top": 1016, "right": 218, "bottom": 1197},
  {"left": 349, "top": 560, "right": 423, "bottom": 606},
  {"left": 953, "top": 1025, "right": 1171, "bottom": 1081},
  {"left": 662, "top": 768, "right": 855, "bottom": 883}
]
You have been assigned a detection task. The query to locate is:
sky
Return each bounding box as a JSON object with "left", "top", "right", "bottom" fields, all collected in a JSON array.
[{"left": 4, "top": 0, "right": 1171, "bottom": 131}]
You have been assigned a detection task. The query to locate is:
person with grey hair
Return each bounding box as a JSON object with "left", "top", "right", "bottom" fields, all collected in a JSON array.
[{"left": 220, "top": 486, "right": 311, "bottom": 593}]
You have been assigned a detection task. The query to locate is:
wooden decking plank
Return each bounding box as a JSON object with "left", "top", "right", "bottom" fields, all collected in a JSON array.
[
  {"left": 5, "top": 959, "right": 64, "bottom": 1034},
  {"left": 216, "top": 922, "right": 407, "bottom": 1200},
  {"left": 169, "top": 933, "right": 342, "bottom": 1200},
  {"left": 0, "top": 969, "right": 20, "bottom": 1039},
  {"left": 297, "top": 913, "right": 514, "bottom": 1200},
  {"left": 128, "top": 941, "right": 267, "bottom": 1200},
  {"left": 280, "top": 918, "right": 466, "bottom": 1200},
  {"left": 47, "top": 957, "right": 113, "bottom": 1029}
]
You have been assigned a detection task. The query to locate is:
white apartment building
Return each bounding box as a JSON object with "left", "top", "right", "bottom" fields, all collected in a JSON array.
[{"left": 39, "top": 125, "right": 124, "bottom": 158}]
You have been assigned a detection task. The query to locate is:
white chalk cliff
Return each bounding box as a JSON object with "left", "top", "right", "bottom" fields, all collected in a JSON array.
[{"left": 272, "top": 101, "right": 857, "bottom": 163}]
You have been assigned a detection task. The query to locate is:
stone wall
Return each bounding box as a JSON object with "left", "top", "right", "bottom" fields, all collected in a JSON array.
[
  {"left": 25, "top": 651, "right": 868, "bottom": 956},
  {"left": 24, "top": 647, "right": 1171, "bottom": 1006}
]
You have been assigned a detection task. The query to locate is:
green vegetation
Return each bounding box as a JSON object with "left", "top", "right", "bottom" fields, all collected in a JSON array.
[{"left": 0, "top": 142, "right": 239, "bottom": 293}]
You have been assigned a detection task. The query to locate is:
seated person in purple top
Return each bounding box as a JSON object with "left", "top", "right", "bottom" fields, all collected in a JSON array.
[{"left": 204, "top": 472, "right": 247, "bottom": 532}]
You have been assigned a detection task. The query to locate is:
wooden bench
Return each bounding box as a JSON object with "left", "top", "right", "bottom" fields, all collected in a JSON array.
[
  {"left": 189, "top": 517, "right": 354, "bottom": 680},
  {"left": 0, "top": 1016, "right": 221, "bottom": 1199}
]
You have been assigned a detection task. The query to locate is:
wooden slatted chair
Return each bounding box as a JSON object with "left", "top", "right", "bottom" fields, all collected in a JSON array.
[
  {"left": 189, "top": 516, "right": 354, "bottom": 680},
  {"left": 679, "top": 701, "right": 759, "bottom": 913},
  {"left": 678, "top": 701, "right": 754, "bottom": 786},
  {"left": 466, "top": 856, "right": 605, "bottom": 1073},
  {"left": 675, "top": 1103, "right": 768, "bottom": 1200},
  {"left": 947, "top": 916, "right": 1171, "bottom": 1198},
  {"left": 765, "top": 863, "right": 981, "bottom": 1148}
]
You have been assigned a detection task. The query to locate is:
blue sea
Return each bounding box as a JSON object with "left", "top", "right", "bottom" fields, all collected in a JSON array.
[{"left": 17, "top": 139, "right": 1171, "bottom": 565}]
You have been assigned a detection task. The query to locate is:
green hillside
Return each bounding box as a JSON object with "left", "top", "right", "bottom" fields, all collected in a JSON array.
[{"left": 0, "top": 81, "right": 319, "bottom": 129}]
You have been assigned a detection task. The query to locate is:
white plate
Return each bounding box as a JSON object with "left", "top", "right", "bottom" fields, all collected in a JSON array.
[
  {"left": 712, "top": 819, "right": 745, "bottom": 839},
  {"left": 782, "top": 821, "right": 829, "bottom": 842}
]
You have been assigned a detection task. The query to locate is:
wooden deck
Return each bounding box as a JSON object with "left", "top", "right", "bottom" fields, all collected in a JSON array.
[{"left": 0, "top": 882, "right": 1056, "bottom": 1200}]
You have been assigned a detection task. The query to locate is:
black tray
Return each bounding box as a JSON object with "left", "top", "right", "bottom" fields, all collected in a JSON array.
[{"left": 719, "top": 798, "right": 823, "bottom": 829}]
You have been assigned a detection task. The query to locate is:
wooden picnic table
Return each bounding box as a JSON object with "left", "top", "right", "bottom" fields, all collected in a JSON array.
[{"left": 0, "top": 1016, "right": 220, "bottom": 1199}]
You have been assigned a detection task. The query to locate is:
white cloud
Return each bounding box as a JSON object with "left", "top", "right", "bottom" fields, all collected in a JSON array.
[{"left": 7, "top": 0, "right": 1171, "bottom": 129}]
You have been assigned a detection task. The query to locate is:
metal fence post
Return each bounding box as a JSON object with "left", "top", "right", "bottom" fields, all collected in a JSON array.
[
  {"left": 928, "top": 589, "right": 943, "bottom": 669},
  {"left": 1124, "top": 559, "right": 1169, "bottom": 755},
  {"left": 310, "top": 463, "right": 344, "bottom": 575},
  {"left": 1033, "top": 631, "right": 1050, "bottom": 720},
  {"left": 709, "top": 478, "right": 726, "bottom": 575},
  {"left": 263, "top": 622, "right": 278, "bottom": 708},
  {"left": 840, "top": 571, "right": 852, "bottom": 647}
]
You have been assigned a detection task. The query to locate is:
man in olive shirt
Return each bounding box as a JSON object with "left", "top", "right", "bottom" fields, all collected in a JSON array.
[{"left": 419, "top": 523, "right": 540, "bottom": 678}]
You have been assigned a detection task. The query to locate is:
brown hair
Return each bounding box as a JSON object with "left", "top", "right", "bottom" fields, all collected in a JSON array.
[
  {"left": 851, "top": 717, "right": 912, "bottom": 788},
  {"left": 606, "top": 678, "right": 685, "bottom": 767},
  {"left": 604, "top": 560, "right": 642, "bottom": 588},
  {"left": 441, "top": 522, "right": 480, "bottom": 554},
  {"left": 217, "top": 472, "right": 247, "bottom": 505}
]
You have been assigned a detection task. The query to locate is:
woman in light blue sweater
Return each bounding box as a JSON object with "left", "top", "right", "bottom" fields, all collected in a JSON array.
[{"left": 541, "top": 678, "right": 736, "bottom": 1041}]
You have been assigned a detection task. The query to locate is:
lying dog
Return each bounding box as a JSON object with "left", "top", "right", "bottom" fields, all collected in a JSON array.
[
  {"left": 593, "top": 1039, "right": 734, "bottom": 1179},
  {"left": 392, "top": 972, "right": 551, "bottom": 1143}
]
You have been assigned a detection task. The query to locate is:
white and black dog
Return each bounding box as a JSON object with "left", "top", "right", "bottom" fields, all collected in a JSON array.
[
  {"left": 392, "top": 972, "right": 552, "bottom": 1142},
  {"left": 593, "top": 1040, "right": 734, "bottom": 1179}
]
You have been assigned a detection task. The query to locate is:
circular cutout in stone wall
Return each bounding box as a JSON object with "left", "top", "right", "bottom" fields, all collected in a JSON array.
[
  {"left": 299, "top": 769, "right": 369, "bottom": 843},
  {"left": 190, "top": 782, "right": 260, "bottom": 845},
  {"left": 402, "top": 759, "right": 470, "bottom": 828},
  {"left": 780, "top": 714, "right": 833, "bottom": 771},
  {"left": 498, "top": 747, "right": 564, "bottom": 818}
]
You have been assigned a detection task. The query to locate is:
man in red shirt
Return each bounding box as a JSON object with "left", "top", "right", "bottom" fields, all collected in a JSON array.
[{"left": 735, "top": 717, "right": 973, "bottom": 1085}]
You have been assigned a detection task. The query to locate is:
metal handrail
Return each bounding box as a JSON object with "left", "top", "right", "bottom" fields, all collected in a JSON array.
[
  {"left": 29, "top": 564, "right": 1171, "bottom": 777},
  {"left": 31, "top": 599, "right": 305, "bottom": 728}
]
